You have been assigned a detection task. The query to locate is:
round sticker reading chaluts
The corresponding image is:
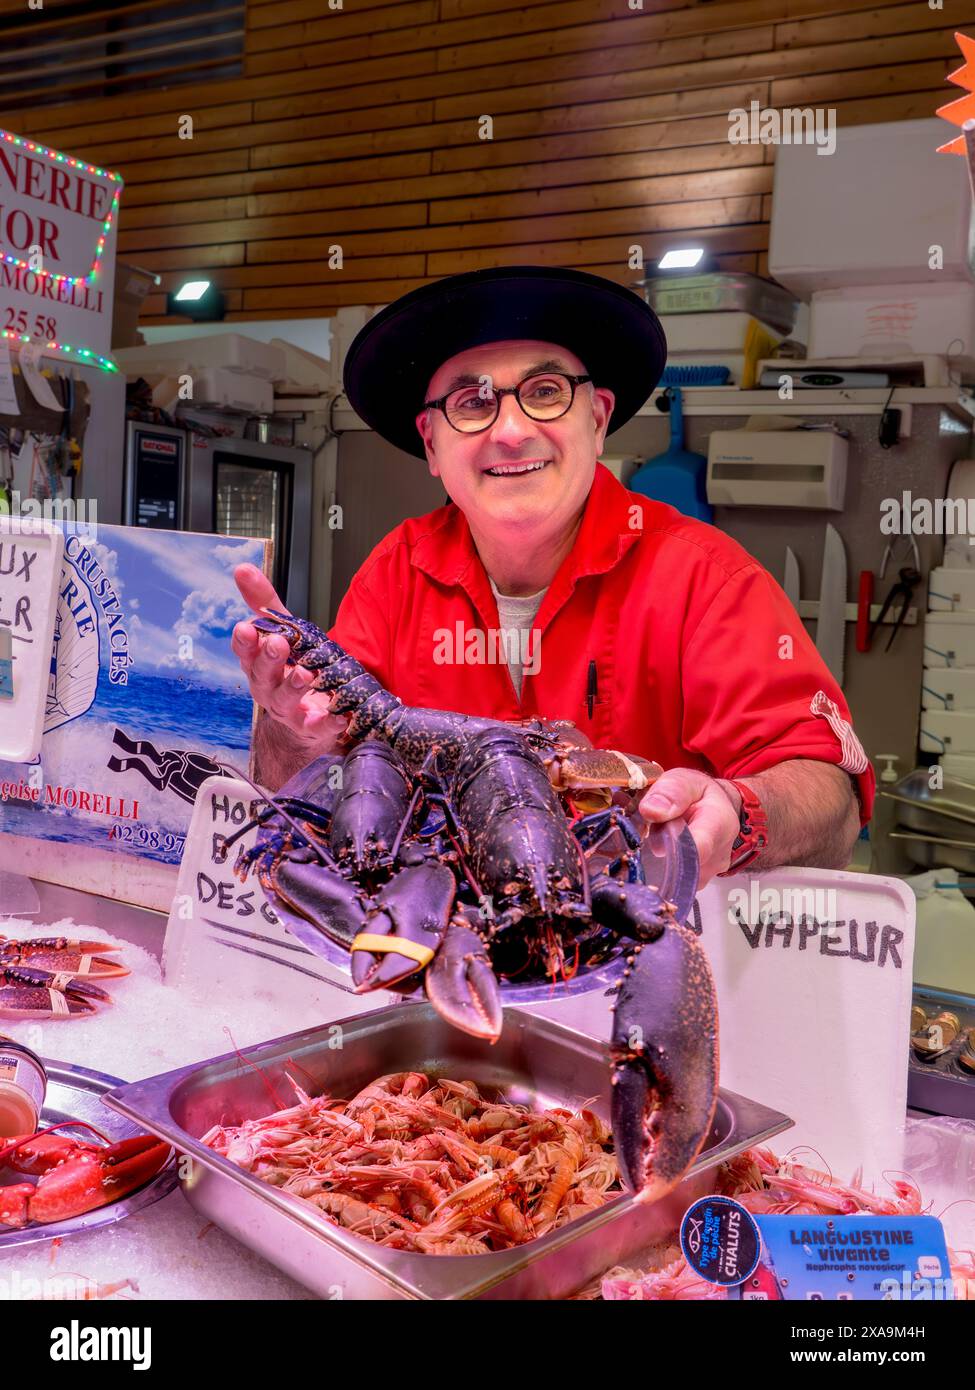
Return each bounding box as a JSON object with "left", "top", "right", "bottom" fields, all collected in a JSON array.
[{"left": 679, "top": 1196, "right": 761, "bottom": 1286}]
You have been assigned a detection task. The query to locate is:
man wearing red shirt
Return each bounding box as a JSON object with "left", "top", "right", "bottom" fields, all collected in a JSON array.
[{"left": 233, "top": 267, "right": 873, "bottom": 885}]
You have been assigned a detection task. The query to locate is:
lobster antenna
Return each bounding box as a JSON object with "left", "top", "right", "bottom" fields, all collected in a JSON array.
[{"left": 219, "top": 762, "right": 329, "bottom": 866}]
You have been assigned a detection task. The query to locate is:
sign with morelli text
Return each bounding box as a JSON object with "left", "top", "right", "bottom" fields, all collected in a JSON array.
[{"left": 0, "top": 129, "right": 121, "bottom": 364}]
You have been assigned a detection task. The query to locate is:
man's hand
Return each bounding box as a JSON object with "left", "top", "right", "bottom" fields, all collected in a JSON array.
[
  {"left": 638, "top": 768, "right": 739, "bottom": 886},
  {"left": 232, "top": 563, "right": 348, "bottom": 752}
]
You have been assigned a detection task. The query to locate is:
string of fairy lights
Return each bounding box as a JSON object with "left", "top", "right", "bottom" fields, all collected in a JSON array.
[{"left": 0, "top": 130, "right": 123, "bottom": 373}]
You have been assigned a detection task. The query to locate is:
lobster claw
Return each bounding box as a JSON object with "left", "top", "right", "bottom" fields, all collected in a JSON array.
[
  {"left": 594, "top": 880, "right": 718, "bottom": 1202},
  {"left": 425, "top": 910, "right": 502, "bottom": 1043},
  {"left": 351, "top": 862, "right": 456, "bottom": 993},
  {"left": 0, "top": 1134, "right": 172, "bottom": 1227},
  {"left": 0, "top": 965, "right": 113, "bottom": 1018}
]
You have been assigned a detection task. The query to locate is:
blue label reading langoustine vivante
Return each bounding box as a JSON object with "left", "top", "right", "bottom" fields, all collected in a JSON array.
[{"left": 738, "top": 1214, "right": 954, "bottom": 1301}]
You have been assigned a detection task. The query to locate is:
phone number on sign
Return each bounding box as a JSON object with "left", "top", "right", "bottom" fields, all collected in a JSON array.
[{"left": 109, "top": 823, "right": 185, "bottom": 855}]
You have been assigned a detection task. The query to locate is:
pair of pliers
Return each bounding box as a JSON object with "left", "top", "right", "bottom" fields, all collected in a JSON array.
[{"left": 869, "top": 566, "right": 921, "bottom": 651}]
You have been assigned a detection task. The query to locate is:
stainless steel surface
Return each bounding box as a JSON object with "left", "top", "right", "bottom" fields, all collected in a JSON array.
[
  {"left": 27, "top": 878, "right": 167, "bottom": 963},
  {"left": 885, "top": 798, "right": 975, "bottom": 840},
  {"left": 0, "top": 1059, "right": 178, "bottom": 1249},
  {"left": 816, "top": 522, "right": 847, "bottom": 687},
  {"left": 884, "top": 768, "right": 975, "bottom": 829},
  {"left": 0, "top": 872, "right": 40, "bottom": 917},
  {"left": 888, "top": 829, "right": 975, "bottom": 874},
  {"left": 104, "top": 1003, "right": 792, "bottom": 1301}
]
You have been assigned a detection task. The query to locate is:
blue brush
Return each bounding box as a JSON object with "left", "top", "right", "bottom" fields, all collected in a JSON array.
[
  {"left": 659, "top": 365, "right": 731, "bottom": 387},
  {"left": 628, "top": 386, "right": 713, "bottom": 522}
]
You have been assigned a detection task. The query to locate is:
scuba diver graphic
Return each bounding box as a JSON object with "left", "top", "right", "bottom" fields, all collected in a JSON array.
[{"left": 108, "top": 728, "right": 235, "bottom": 805}]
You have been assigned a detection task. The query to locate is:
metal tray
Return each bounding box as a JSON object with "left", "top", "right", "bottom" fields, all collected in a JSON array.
[
  {"left": 883, "top": 769, "right": 975, "bottom": 840},
  {"left": 0, "top": 1059, "right": 178, "bottom": 1249},
  {"left": 889, "top": 829, "right": 975, "bottom": 875},
  {"left": 104, "top": 1003, "right": 791, "bottom": 1300}
]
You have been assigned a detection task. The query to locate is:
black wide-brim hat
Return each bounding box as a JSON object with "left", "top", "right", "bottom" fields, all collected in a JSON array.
[{"left": 342, "top": 265, "right": 668, "bottom": 460}]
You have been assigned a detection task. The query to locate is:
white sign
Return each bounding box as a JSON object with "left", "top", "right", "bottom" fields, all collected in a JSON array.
[
  {"left": 0, "top": 129, "right": 121, "bottom": 364},
  {"left": 526, "top": 867, "right": 916, "bottom": 1187},
  {"left": 163, "top": 776, "right": 396, "bottom": 1032},
  {"left": 0, "top": 517, "right": 65, "bottom": 762}
]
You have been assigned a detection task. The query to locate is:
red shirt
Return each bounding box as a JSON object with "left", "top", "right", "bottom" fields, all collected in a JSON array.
[{"left": 329, "top": 462, "right": 875, "bottom": 824}]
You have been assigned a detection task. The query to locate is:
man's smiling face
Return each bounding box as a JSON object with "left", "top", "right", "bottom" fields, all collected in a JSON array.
[{"left": 415, "top": 339, "right": 615, "bottom": 538}]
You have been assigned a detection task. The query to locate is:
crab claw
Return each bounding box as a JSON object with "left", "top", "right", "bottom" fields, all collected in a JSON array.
[
  {"left": 595, "top": 881, "right": 718, "bottom": 1202},
  {"left": 425, "top": 910, "right": 502, "bottom": 1042},
  {"left": 351, "top": 862, "right": 456, "bottom": 992}
]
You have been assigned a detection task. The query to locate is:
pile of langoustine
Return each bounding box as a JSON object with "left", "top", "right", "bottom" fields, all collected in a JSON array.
[
  {"left": 577, "top": 1147, "right": 975, "bottom": 1300},
  {"left": 202, "top": 1070, "right": 620, "bottom": 1255}
]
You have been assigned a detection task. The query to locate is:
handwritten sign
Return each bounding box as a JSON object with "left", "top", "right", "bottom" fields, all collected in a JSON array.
[
  {"left": 163, "top": 776, "right": 396, "bottom": 1032},
  {"left": 0, "top": 517, "right": 64, "bottom": 762},
  {"left": 0, "top": 129, "right": 121, "bottom": 360}
]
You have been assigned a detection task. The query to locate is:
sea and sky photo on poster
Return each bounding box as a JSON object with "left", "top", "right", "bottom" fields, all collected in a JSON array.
[{"left": 0, "top": 524, "right": 263, "bottom": 865}]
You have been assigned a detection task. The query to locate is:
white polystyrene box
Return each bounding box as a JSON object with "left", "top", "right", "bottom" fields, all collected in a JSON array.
[
  {"left": 920, "top": 710, "right": 975, "bottom": 755},
  {"left": 923, "top": 612, "right": 975, "bottom": 667},
  {"left": 115, "top": 333, "right": 287, "bottom": 382},
  {"left": 929, "top": 567, "right": 975, "bottom": 611},
  {"left": 808, "top": 281, "right": 975, "bottom": 369},
  {"left": 769, "top": 119, "right": 975, "bottom": 296},
  {"left": 922, "top": 668, "right": 975, "bottom": 712},
  {"left": 942, "top": 752, "right": 975, "bottom": 779}
]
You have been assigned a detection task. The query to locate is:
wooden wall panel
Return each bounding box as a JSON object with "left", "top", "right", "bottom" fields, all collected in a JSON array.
[{"left": 0, "top": 0, "right": 966, "bottom": 326}]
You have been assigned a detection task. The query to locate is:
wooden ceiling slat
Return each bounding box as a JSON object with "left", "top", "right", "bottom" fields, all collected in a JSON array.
[
  {"left": 122, "top": 151, "right": 432, "bottom": 206},
  {"left": 236, "top": 141, "right": 764, "bottom": 221},
  {"left": 776, "top": 0, "right": 975, "bottom": 48},
  {"left": 432, "top": 24, "right": 961, "bottom": 123},
  {"left": 428, "top": 166, "right": 774, "bottom": 228},
  {"left": 239, "top": 195, "right": 763, "bottom": 266},
  {"left": 772, "top": 58, "right": 951, "bottom": 106},
  {"left": 118, "top": 201, "right": 430, "bottom": 255},
  {"left": 431, "top": 112, "right": 742, "bottom": 173},
  {"left": 251, "top": 26, "right": 773, "bottom": 126},
  {"left": 24, "top": 103, "right": 254, "bottom": 150},
  {"left": 426, "top": 224, "right": 769, "bottom": 277},
  {"left": 247, "top": 81, "right": 770, "bottom": 172}
]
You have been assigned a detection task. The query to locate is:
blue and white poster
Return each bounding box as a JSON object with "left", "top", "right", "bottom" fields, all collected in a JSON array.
[{"left": 0, "top": 524, "right": 263, "bottom": 874}]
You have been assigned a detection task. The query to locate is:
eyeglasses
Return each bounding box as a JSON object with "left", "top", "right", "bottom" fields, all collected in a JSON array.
[{"left": 424, "top": 371, "right": 592, "bottom": 434}]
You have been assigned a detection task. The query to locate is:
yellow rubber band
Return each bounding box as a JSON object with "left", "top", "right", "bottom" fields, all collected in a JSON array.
[{"left": 350, "top": 933, "right": 435, "bottom": 968}]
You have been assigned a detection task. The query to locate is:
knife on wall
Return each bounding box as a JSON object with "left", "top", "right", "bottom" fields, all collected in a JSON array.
[{"left": 816, "top": 524, "right": 847, "bottom": 688}]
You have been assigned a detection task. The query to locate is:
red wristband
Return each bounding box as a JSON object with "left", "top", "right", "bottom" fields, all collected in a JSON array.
[{"left": 718, "top": 778, "right": 769, "bottom": 875}]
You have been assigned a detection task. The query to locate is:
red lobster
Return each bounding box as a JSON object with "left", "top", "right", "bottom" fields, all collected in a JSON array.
[
  {"left": 0, "top": 1127, "right": 172, "bottom": 1227},
  {"left": 234, "top": 611, "right": 719, "bottom": 1203}
]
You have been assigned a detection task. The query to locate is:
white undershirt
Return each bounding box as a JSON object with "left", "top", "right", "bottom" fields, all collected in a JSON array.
[{"left": 490, "top": 579, "right": 547, "bottom": 698}]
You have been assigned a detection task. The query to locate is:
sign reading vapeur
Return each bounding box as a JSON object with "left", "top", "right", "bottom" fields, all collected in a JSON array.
[{"left": 0, "top": 129, "right": 121, "bottom": 364}]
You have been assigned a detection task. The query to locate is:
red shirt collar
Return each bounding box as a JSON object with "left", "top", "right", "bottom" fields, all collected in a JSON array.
[{"left": 411, "top": 462, "right": 641, "bottom": 596}]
